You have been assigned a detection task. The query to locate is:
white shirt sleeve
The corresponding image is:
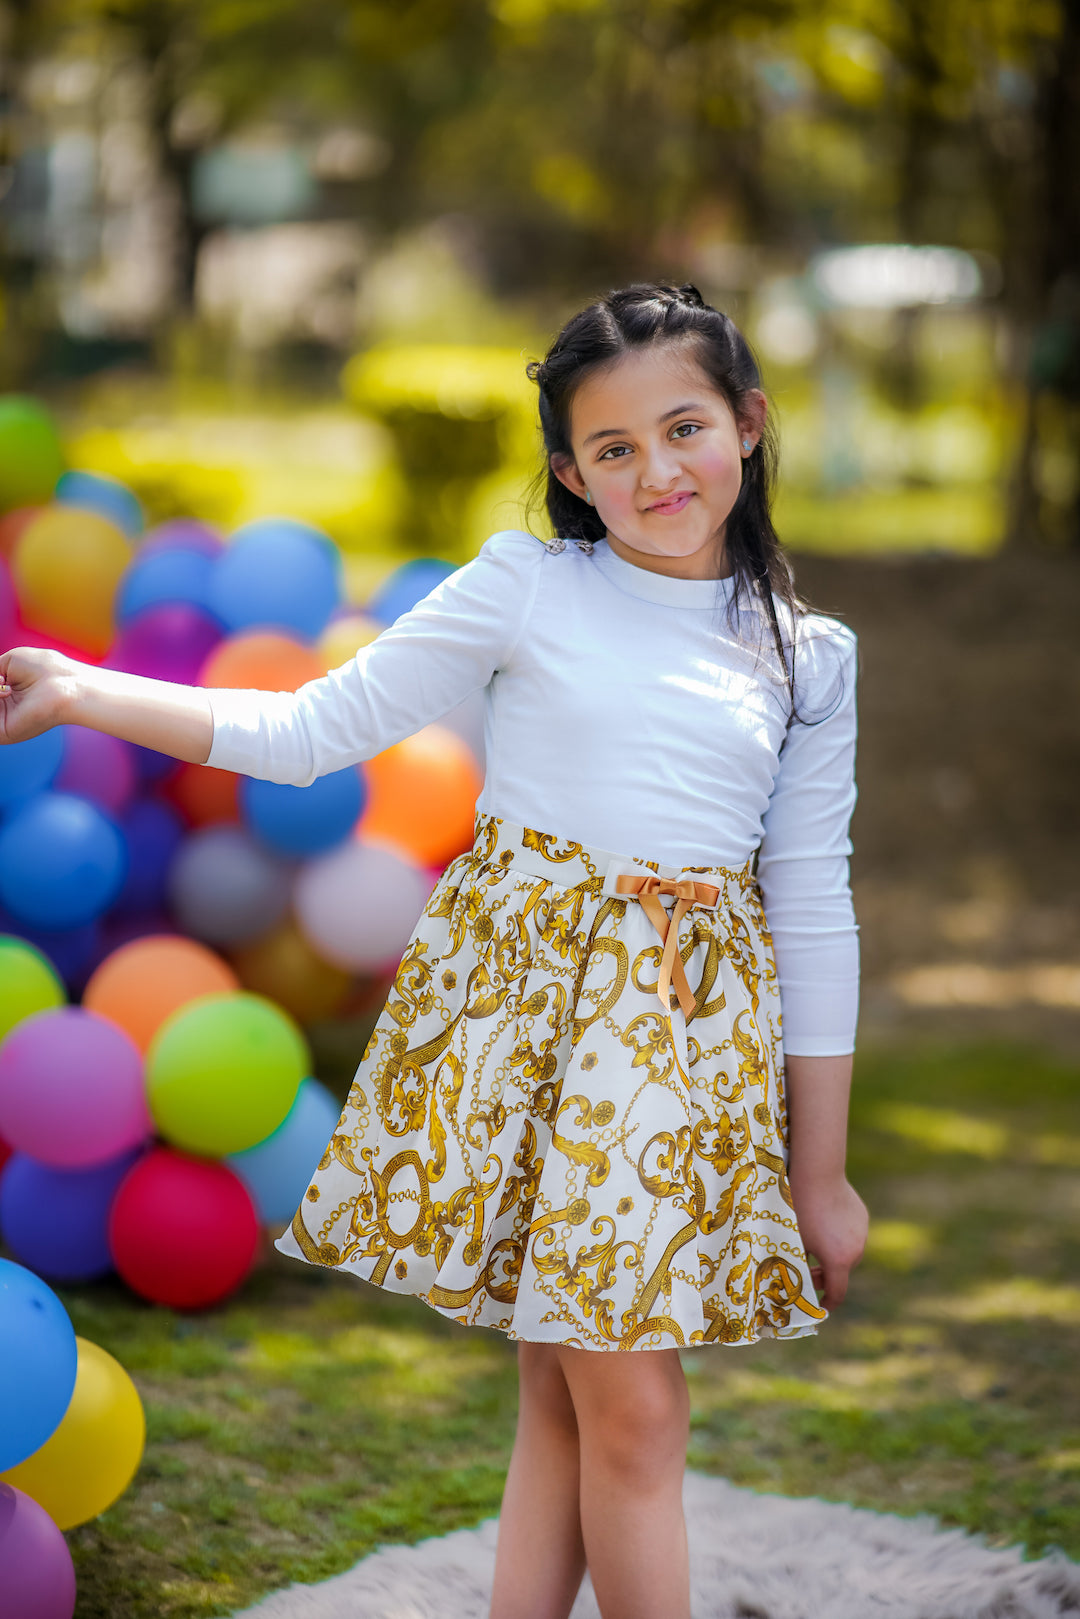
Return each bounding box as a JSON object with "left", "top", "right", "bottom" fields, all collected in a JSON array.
[
  {"left": 204, "top": 529, "right": 542, "bottom": 785},
  {"left": 756, "top": 621, "right": 860, "bottom": 1058}
]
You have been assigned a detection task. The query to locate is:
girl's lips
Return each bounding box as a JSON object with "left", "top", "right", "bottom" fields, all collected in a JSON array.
[{"left": 648, "top": 491, "right": 695, "bottom": 514}]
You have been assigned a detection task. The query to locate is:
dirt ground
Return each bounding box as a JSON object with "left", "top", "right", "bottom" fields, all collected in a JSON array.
[{"left": 791, "top": 547, "right": 1080, "bottom": 1052}]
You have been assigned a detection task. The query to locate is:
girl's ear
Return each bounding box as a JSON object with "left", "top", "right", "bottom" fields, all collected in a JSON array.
[
  {"left": 738, "top": 388, "right": 768, "bottom": 452},
  {"left": 550, "top": 452, "right": 589, "bottom": 501}
]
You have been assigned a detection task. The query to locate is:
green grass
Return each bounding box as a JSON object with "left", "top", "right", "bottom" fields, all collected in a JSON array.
[{"left": 57, "top": 1038, "right": 1080, "bottom": 1615}]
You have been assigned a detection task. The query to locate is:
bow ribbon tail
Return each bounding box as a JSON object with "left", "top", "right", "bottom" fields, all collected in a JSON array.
[{"left": 637, "top": 893, "right": 696, "bottom": 1019}]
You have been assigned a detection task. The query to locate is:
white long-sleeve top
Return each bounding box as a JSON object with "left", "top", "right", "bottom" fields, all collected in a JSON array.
[{"left": 206, "top": 529, "right": 860, "bottom": 1055}]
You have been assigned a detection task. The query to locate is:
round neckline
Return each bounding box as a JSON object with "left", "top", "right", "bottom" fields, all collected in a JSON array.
[{"left": 588, "top": 538, "right": 737, "bottom": 609}]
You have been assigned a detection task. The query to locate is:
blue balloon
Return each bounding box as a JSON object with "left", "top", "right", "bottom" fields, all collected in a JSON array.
[
  {"left": 368, "top": 559, "right": 458, "bottom": 626},
  {"left": 208, "top": 518, "right": 342, "bottom": 639},
  {"left": 0, "top": 1257, "right": 77, "bottom": 1471},
  {"left": 0, "top": 792, "right": 127, "bottom": 929},
  {"left": 0, "top": 729, "right": 64, "bottom": 807},
  {"left": 227, "top": 1079, "right": 342, "bottom": 1224},
  {"left": 240, "top": 768, "right": 365, "bottom": 857},
  {"left": 117, "top": 546, "right": 220, "bottom": 623},
  {"left": 112, "top": 797, "right": 184, "bottom": 916},
  {"left": 0, "top": 1148, "right": 142, "bottom": 1282},
  {"left": 130, "top": 742, "right": 177, "bottom": 786},
  {"left": 55, "top": 469, "right": 143, "bottom": 537}
]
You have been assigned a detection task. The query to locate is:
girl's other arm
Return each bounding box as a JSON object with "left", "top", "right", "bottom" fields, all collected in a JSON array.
[
  {"left": 784, "top": 1052, "right": 865, "bottom": 1309},
  {"left": 0, "top": 647, "right": 214, "bottom": 762}
]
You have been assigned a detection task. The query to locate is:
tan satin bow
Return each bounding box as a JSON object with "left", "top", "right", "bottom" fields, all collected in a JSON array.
[{"left": 614, "top": 874, "right": 721, "bottom": 1018}]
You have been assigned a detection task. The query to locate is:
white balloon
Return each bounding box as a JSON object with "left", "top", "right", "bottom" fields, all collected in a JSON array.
[
  {"left": 294, "top": 840, "right": 431, "bottom": 972},
  {"left": 169, "top": 824, "right": 293, "bottom": 945}
]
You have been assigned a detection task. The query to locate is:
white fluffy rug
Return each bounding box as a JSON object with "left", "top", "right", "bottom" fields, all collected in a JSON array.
[{"left": 232, "top": 1472, "right": 1080, "bottom": 1619}]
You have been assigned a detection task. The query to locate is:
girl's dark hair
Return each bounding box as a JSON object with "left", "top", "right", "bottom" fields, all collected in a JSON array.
[{"left": 526, "top": 281, "right": 811, "bottom": 714}]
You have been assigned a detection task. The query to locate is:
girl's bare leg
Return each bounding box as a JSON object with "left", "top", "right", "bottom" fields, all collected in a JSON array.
[
  {"left": 556, "top": 1345, "right": 690, "bottom": 1619},
  {"left": 489, "top": 1342, "right": 587, "bottom": 1619}
]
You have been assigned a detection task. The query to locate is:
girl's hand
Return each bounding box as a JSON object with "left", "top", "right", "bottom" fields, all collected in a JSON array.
[
  {"left": 788, "top": 1172, "right": 868, "bottom": 1311},
  {"left": 0, "top": 648, "right": 76, "bottom": 744}
]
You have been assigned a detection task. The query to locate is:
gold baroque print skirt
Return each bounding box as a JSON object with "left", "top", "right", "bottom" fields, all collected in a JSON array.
[{"left": 276, "top": 813, "right": 828, "bottom": 1351}]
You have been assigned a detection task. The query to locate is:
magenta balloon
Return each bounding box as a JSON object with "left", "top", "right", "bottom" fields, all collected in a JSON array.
[
  {"left": 54, "top": 726, "right": 137, "bottom": 814},
  {"left": 139, "top": 519, "right": 224, "bottom": 558},
  {"left": 106, "top": 603, "right": 223, "bottom": 685},
  {"left": 0, "top": 1485, "right": 76, "bottom": 1619},
  {"left": 0, "top": 556, "right": 17, "bottom": 635},
  {"left": 0, "top": 1007, "right": 150, "bottom": 1168}
]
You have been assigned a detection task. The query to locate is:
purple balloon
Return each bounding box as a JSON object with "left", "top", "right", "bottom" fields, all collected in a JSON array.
[
  {"left": 54, "top": 726, "right": 136, "bottom": 814},
  {"left": 0, "top": 1146, "right": 143, "bottom": 1282},
  {"left": 107, "top": 603, "right": 223, "bottom": 685},
  {"left": 130, "top": 743, "right": 178, "bottom": 786},
  {"left": 139, "top": 518, "right": 224, "bottom": 558},
  {"left": 112, "top": 797, "right": 184, "bottom": 916},
  {"left": 0, "top": 1484, "right": 76, "bottom": 1619},
  {"left": 0, "top": 1007, "right": 150, "bottom": 1169},
  {"left": 98, "top": 911, "right": 178, "bottom": 955}
]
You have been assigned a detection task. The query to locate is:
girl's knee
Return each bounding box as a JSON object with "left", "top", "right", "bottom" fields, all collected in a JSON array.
[{"left": 563, "top": 1351, "right": 689, "bottom": 1479}]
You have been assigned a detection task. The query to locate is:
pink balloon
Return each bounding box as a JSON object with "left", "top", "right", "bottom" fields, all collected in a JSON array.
[
  {"left": 106, "top": 603, "right": 222, "bottom": 685},
  {"left": 0, "top": 556, "right": 18, "bottom": 636},
  {"left": 138, "top": 519, "right": 224, "bottom": 558},
  {"left": 295, "top": 839, "right": 431, "bottom": 972},
  {"left": 0, "top": 1007, "right": 151, "bottom": 1168},
  {"left": 54, "top": 726, "right": 136, "bottom": 814},
  {"left": 0, "top": 1484, "right": 76, "bottom": 1619}
]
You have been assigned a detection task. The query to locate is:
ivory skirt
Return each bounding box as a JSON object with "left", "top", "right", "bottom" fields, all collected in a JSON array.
[{"left": 276, "top": 813, "right": 827, "bottom": 1351}]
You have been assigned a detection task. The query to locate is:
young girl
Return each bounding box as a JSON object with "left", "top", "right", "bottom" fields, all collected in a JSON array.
[{"left": 0, "top": 281, "right": 867, "bottom": 1619}]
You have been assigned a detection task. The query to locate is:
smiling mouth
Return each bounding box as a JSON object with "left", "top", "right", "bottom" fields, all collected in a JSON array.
[{"left": 648, "top": 491, "right": 695, "bottom": 514}]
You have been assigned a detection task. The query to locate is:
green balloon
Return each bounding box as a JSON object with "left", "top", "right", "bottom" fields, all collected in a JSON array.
[
  {"left": 147, "top": 992, "right": 309, "bottom": 1157},
  {"left": 0, "top": 935, "right": 66, "bottom": 1045},
  {"left": 0, "top": 397, "right": 65, "bottom": 512}
]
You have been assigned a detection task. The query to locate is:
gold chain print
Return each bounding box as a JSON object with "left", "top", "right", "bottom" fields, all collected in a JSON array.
[{"left": 279, "top": 813, "right": 827, "bottom": 1351}]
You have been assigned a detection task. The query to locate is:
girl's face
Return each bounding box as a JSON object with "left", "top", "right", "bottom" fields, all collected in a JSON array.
[{"left": 552, "top": 344, "right": 766, "bottom": 578}]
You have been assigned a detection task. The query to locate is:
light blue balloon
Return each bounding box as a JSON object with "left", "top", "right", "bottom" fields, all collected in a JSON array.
[
  {"left": 55, "top": 469, "right": 143, "bottom": 537},
  {"left": 368, "top": 558, "right": 457, "bottom": 626},
  {"left": 0, "top": 1257, "right": 78, "bottom": 1471},
  {"left": 0, "top": 792, "right": 127, "bottom": 929},
  {"left": 227, "top": 1078, "right": 341, "bottom": 1225},
  {"left": 0, "top": 728, "right": 64, "bottom": 806},
  {"left": 117, "top": 547, "right": 219, "bottom": 623},
  {"left": 208, "top": 518, "right": 342, "bottom": 640}
]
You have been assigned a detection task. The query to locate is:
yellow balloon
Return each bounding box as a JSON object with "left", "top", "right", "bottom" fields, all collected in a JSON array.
[
  {"left": 231, "top": 918, "right": 352, "bottom": 1024},
  {"left": 14, "top": 505, "right": 132, "bottom": 656},
  {"left": 317, "top": 612, "right": 382, "bottom": 672},
  {"left": 0, "top": 1337, "right": 145, "bottom": 1528}
]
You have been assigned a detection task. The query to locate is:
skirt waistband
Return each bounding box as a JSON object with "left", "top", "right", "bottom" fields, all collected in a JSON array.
[{"left": 467, "top": 813, "right": 760, "bottom": 912}]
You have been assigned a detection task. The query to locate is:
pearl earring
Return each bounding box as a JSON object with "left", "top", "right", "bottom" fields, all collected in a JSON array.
[{"left": 585, "top": 491, "right": 594, "bottom": 505}]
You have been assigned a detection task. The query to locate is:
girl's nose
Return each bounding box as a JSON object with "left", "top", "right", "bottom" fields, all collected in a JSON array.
[{"left": 639, "top": 440, "right": 682, "bottom": 488}]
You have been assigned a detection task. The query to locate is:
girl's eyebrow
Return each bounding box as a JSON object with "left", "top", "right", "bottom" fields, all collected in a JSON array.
[{"left": 582, "top": 402, "right": 708, "bottom": 447}]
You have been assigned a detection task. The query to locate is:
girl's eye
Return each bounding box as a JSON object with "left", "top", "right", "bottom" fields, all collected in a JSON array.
[
  {"left": 672, "top": 422, "right": 700, "bottom": 439},
  {"left": 598, "top": 444, "right": 631, "bottom": 460}
]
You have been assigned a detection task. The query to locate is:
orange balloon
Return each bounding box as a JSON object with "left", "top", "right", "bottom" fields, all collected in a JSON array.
[
  {"left": 359, "top": 724, "right": 482, "bottom": 867},
  {"left": 164, "top": 761, "right": 240, "bottom": 827},
  {"left": 199, "top": 631, "right": 323, "bottom": 693},
  {"left": 230, "top": 920, "right": 351, "bottom": 1024},
  {"left": 83, "top": 935, "right": 239, "bottom": 1053}
]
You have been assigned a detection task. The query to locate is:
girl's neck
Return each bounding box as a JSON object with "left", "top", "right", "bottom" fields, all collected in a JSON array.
[{"left": 603, "top": 528, "right": 732, "bottom": 582}]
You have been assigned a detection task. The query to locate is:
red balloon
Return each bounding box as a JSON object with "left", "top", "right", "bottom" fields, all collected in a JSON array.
[{"left": 108, "top": 1147, "right": 259, "bottom": 1309}]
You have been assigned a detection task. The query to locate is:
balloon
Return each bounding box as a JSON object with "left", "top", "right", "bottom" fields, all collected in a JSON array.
[
  {"left": 0, "top": 1259, "right": 77, "bottom": 1472},
  {"left": 55, "top": 469, "right": 143, "bottom": 538},
  {"left": 138, "top": 518, "right": 223, "bottom": 558},
  {"left": 317, "top": 610, "right": 381, "bottom": 671},
  {"left": 130, "top": 742, "right": 178, "bottom": 786},
  {"left": 360, "top": 724, "right": 481, "bottom": 866},
  {"left": 13, "top": 506, "right": 132, "bottom": 656},
  {"left": 117, "top": 546, "right": 219, "bottom": 623},
  {"left": 0, "top": 936, "right": 65, "bottom": 1043},
  {"left": 0, "top": 554, "right": 17, "bottom": 633},
  {"left": 83, "top": 933, "right": 238, "bottom": 1053},
  {"left": 107, "top": 602, "right": 222, "bottom": 685},
  {"left": 1, "top": 1337, "right": 145, "bottom": 1528},
  {"left": 54, "top": 726, "right": 136, "bottom": 814},
  {"left": 241, "top": 767, "right": 365, "bottom": 858},
  {"left": 208, "top": 517, "right": 341, "bottom": 640},
  {"left": 0, "top": 1484, "right": 76, "bottom": 1619},
  {"left": 295, "top": 839, "right": 431, "bottom": 972},
  {"left": 147, "top": 991, "right": 307, "bottom": 1156},
  {"left": 0, "top": 397, "right": 65, "bottom": 512},
  {"left": 0, "top": 1135, "right": 10, "bottom": 1174},
  {"left": 108, "top": 1147, "right": 259, "bottom": 1309},
  {"left": 0, "top": 727, "right": 64, "bottom": 805},
  {"left": 0, "top": 1148, "right": 142, "bottom": 1282},
  {"left": 230, "top": 920, "right": 352, "bottom": 1024},
  {"left": 0, "top": 792, "right": 127, "bottom": 928},
  {"left": 162, "top": 761, "right": 239, "bottom": 827},
  {"left": 168, "top": 824, "right": 292, "bottom": 946},
  {"left": 112, "top": 797, "right": 185, "bottom": 915},
  {"left": 367, "top": 557, "right": 457, "bottom": 625},
  {"left": 227, "top": 1078, "right": 342, "bottom": 1224},
  {"left": 199, "top": 629, "right": 323, "bottom": 693},
  {"left": 0, "top": 1007, "right": 150, "bottom": 1168},
  {"left": 0, "top": 506, "right": 44, "bottom": 558}
]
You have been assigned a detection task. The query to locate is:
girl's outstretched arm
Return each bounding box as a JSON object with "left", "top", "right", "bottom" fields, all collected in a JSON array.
[{"left": 0, "top": 647, "right": 214, "bottom": 762}]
